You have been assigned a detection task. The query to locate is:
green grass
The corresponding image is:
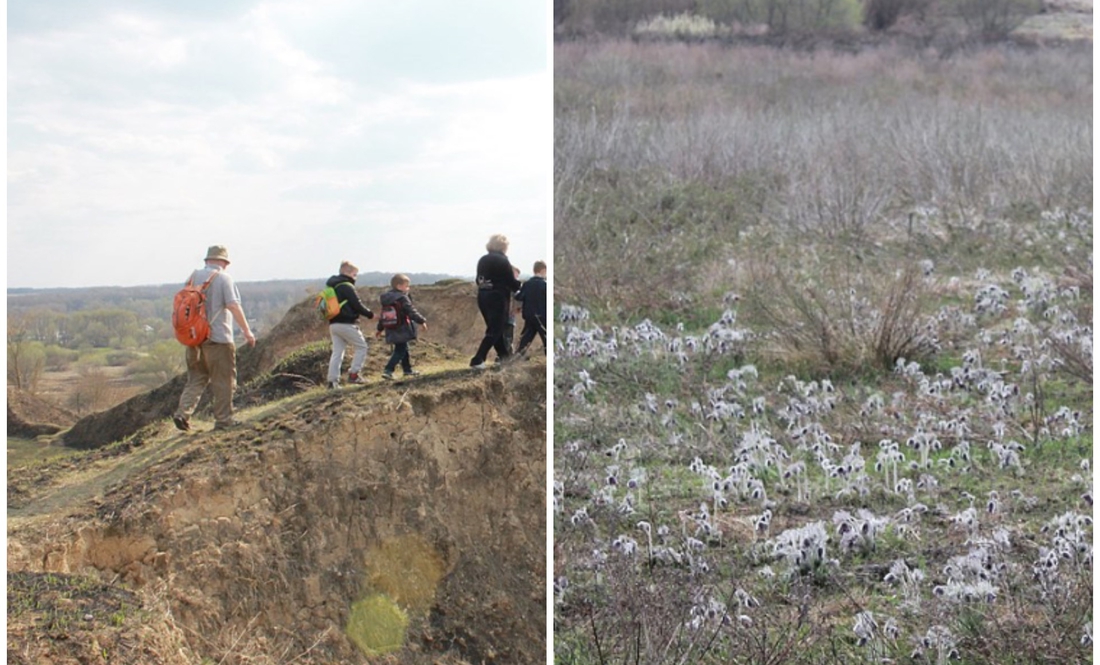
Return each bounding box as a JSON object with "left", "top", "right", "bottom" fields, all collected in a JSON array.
[
  {"left": 8, "top": 570, "right": 143, "bottom": 633},
  {"left": 7, "top": 436, "right": 80, "bottom": 468}
]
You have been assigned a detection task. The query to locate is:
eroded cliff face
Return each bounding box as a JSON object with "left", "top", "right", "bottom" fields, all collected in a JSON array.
[{"left": 8, "top": 361, "right": 546, "bottom": 665}]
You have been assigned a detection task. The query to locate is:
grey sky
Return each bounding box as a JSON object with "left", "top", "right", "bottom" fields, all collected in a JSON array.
[{"left": 8, "top": 0, "right": 550, "bottom": 288}]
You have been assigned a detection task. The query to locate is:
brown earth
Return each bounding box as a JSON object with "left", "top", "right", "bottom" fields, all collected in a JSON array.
[
  {"left": 7, "top": 282, "right": 547, "bottom": 665},
  {"left": 7, "top": 388, "right": 78, "bottom": 437}
]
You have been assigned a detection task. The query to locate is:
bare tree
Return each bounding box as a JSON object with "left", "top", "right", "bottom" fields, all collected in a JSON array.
[
  {"left": 7, "top": 314, "right": 45, "bottom": 392},
  {"left": 950, "top": 0, "right": 1040, "bottom": 39},
  {"left": 66, "top": 365, "right": 120, "bottom": 416}
]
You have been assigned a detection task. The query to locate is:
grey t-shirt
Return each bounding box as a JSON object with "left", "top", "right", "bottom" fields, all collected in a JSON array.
[{"left": 187, "top": 265, "right": 241, "bottom": 344}]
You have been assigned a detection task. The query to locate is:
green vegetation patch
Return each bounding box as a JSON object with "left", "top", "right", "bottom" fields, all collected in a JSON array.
[
  {"left": 8, "top": 571, "right": 141, "bottom": 634},
  {"left": 7, "top": 437, "right": 81, "bottom": 469},
  {"left": 345, "top": 593, "right": 409, "bottom": 657}
]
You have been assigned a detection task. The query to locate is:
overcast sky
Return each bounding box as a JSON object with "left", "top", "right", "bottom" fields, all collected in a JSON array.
[{"left": 8, "top": 0, "right": 550, "bottom": 289}]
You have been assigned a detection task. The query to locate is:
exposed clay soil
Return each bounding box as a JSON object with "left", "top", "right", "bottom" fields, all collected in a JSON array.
[{"left": 8, "top": 281, "right": 547, "bottom": 665}]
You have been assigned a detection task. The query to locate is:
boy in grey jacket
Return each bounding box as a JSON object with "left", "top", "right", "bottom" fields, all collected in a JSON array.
[{"left": 376, "top": 274, "right": 428, "bottom": 379}]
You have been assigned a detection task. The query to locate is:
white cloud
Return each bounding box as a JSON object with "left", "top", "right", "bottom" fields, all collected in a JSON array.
[
  {"left": 105, "top": 14, "right": 190, "bottom": 69},
  {"left": 7, "top": 0, "right": 549, "bottom": 288}
]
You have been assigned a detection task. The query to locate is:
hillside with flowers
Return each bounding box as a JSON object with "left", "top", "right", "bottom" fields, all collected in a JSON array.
[{"left": 553, "top": 31, "right": 1091, "bottom": 665}]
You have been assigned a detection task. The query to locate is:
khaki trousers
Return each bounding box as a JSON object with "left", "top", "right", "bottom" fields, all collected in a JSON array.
[{"left": 176, "top": 340, "right": 237, "bottom": 426}]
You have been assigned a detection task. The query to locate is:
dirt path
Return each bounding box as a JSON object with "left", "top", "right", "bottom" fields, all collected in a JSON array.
[{"left": 7, "top": 429, "right": 194, "bottom": 523}]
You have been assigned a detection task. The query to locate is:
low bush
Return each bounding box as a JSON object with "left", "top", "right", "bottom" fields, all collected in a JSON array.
[
  {"left": 863, "top": 0, "right": 934, "bottom": 30},
  {"left": 633, "top": 12, "right": 721, "bottom": 40},
  {"left": 949, "top": 0, "right": 1042, "bottom": 39},
  {"left": 741, "top": 257, "right": 939, "bottom": 377},
  {"left": 44, "top": 345, "right": 79, "bottom": 372},
  {"left": 105, "top": 351, "right": 142, "bottom": 367}
]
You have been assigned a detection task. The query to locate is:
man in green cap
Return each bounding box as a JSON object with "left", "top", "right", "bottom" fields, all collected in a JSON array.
[{"left": 173, "top": 245, "right": 256, "bottom": 431}]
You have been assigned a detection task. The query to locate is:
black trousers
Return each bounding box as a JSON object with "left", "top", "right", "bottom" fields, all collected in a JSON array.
[
  {"left": 472, "top": 290, "right": 512, "bottom": 365},
  {"left": 516, "top": 315, "right": 546, "bottom": 353},
  {"left": 384, "top": 342, "right": 413, "bottom": 373}
]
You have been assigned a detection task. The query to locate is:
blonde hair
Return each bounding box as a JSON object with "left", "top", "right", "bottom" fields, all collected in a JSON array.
[
  {"left": 391, "top": 273, "right": 410, "bottom": 288},
  {"left": 340, "top": 261, "right": 358, "bottom": 276},
  {"left": 486, "top": 234, "right": 509, "bottom": 253}
]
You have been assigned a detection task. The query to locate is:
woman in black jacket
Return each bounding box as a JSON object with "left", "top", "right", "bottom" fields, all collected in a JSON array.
[{"left": 470, "top": 234, "right": 523, "bottom": 368}]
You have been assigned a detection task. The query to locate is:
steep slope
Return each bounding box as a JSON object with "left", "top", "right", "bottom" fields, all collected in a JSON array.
[
  {"left": 9, "top": 279, "right": 548, "bottom": 664},
  {"left": 8, "top": 387, "right": 78, "bottom": 437},
  {"left": 8, "top": 360, "right": 546, "bottom": 664}
]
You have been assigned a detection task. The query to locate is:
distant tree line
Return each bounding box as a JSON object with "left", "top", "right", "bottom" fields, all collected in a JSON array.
[
  {"left": 555, "top": 0, "right": 1043, "bottom": 41},
  {"left": 7, "top": 273, "right": 458, "bottom": 338}
]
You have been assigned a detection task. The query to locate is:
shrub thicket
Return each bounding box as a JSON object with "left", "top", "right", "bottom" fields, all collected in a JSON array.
[
  {"left": 743, "top": 260, "right": 939, "bottom": 376},
  {"left": 633, "top": 12, "right": 722, "bottom": 40},
  {"left": 697, "top": 0, "right": 864, "bottom": 34},
  {"left": 555, "top": 42, "right": 1091, "bottom": 319},
  {"left": 862, "top": 0, "right": 933, "bottom": 30},
  {"left": 556, "top": 0, "right": 1046, "bottom": 39},
  {"left": 949, "top": 0, "right": 1043, "bottom": 39}
]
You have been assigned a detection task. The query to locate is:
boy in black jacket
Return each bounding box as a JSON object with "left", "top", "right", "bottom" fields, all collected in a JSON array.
[
  {"left": 326, "top": 261, "right": 374, "bottom": 388},
  {"left": 515, "top": 260, "right": 547, "bottom": 355},
  {"left": 502, "top": 265, "right": 521, "bottom": 359},
  {"left": 376, "top": 274, "right": 428, "bottom": 379}
]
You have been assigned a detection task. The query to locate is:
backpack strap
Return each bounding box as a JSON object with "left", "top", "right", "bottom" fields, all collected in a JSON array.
[
  {"left": 333, "top": 281, "right": 354, "bottom": 310},
  {"left": 186, "top": 270, "right": 220, "bottom": 290}
]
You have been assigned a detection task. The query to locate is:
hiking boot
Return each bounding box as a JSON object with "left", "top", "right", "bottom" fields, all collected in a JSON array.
[
  {"left": 172, "top": 414, "right": 191, "bottom": 432},
  {"left": 381, "top": 370, "right": 394, "bottom": 380},
  {"left": 214, "top": 420, "right": 243, "bottom": 431},
  {"left": 348, "top": 372, "right": 366, "bottom": 385}
]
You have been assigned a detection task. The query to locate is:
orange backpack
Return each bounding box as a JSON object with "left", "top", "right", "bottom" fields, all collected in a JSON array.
[{"left": 173, "top": 272, "right": 218, "bottom": 346}]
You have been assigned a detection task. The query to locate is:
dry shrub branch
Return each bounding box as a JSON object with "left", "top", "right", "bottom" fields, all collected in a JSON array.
[{"left": 744, "top": 258, "right": 938, "bottom": 376}]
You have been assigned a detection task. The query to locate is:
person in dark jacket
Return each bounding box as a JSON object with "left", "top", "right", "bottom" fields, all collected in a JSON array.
[
  {"left": 502, "top": 265, "right": 521, "bottom": 358},
  {"left": 515, "top": 260, "right": 547, "bottom": 355},
  {"left": 375, "top": 273, "right": 428, "bottom": 379},
  {"left": 325, "top": 261, "right": 374, "bottom": 388},
  {"left": 470, "top": 234, "right": 523, "bottom": 368}
]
